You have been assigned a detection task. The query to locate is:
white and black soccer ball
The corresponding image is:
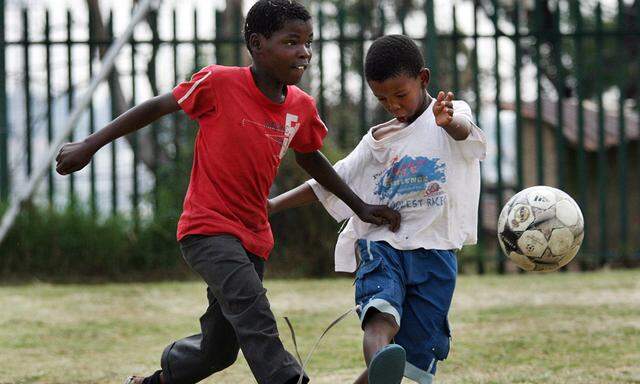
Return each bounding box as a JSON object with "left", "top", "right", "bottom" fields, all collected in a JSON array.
[{"left": 497, "top": 186, "right": 584, "bottom": 272}]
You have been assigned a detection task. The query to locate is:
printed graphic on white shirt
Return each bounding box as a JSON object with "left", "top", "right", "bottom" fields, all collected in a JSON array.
[{"left": 373, "top": 155, "right": 447, "bottom": 211}]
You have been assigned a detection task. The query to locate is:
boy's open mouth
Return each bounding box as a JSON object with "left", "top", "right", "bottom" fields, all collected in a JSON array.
[{"left": 291, "top": 63, "right": 308, "bottom": 72}]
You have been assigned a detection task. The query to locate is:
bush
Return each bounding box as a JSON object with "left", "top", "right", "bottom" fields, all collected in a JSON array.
[
  {"left": 0, "top": 141, "right": 349, "bottom": 281},
  {"left": 0, "top": 206, "right": 189, "bottom": 281}
]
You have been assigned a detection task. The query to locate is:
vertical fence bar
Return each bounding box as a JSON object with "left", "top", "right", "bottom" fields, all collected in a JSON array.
[
  {"left": 193, "top": 9, "right": 199, "bottom": 69},
  {"left": 66, "top": 9, "right": 75, "bottom": 206},
  {"left": 491, "top": 0, "right": 504, "bottom": 273},
  {"left": 108, "top": 11, "right": 118, "bottom": 216},
  {"left": 534, "top": 1, "right": 544, "bottom": 185},
  {"left": 554, "top": 1, "right": 565, "bottom": 189},
  {"left": 595, "top": 3, "right": 607, "bottom": 265},
  {"left": 572, "top": 1, "right": 588, "bottom": 266},
  {"left": 554, "top": 1, "right": 568, "bottom": 272},
  {"left": 317, "top": 4, "right": 326, "bottom": 119},
  {"left": 472, "top": 0, "right": 484, "bottom": 274},
  {"left": 337, "top": 2, "right": 347, "bottom": 147},
  {"left": 359, "top": 2, "right": 366, "bottom": 136},
  {"left": 616, "top": 0, "right": 628, "bottom": 260},
  {"left": 234, "top": 4, "right": 242, "bottom": 66},
  {"left": 173, "top": 8, "right": 180, "bottom": 167},
  {"left": 88, "top": 7, "right": 96, "bottom": 215},
  {"left": 424, "top": 0, "right": 437, "bottom": 93},
  {"left": 150, "top": 9, "right": 159, "bottom": 213},
  {"left": 398, "top": 3, "right": 406, "bottom": 35},
  {"left": 377, "top": 2, "right": 386, "bottom": 36},
  {"left": 130, "top": 5, "right": 139, "bottom": 224},
  {"left": 45, "top": 10, "right": 54, "bottom": 206},
  {"left": 451, "top": 4, "right": 459, "bottom": 93},
  {"left": 514, "top": 1, "right": 523, "bottom": 192},
  {"left": 23, "top": 9, "right": 31, "bottom": 177},
  {"left": 215, "top": 10, "right": 222, "bottom": 65},
  {"left": 0, "top": 0, "right": 7, "bottom": 203},
  {"left": 635, "top": 0, "right": 640, "bottom": 258}
]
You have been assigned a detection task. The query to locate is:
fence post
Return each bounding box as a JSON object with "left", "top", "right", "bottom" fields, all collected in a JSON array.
[
  {"left": 514, "top": 1, "right": 523, "bottom": 193},
  {"left": 571, "top": 1, "right": 588, "bottom": 267},
  {"left": 491, "top": 0, "right": 504, "bottom": 274},
  {"left": 0, "top": 0, "right": 9, "bottom": 203},
  {"left": 88, "top": 7, "right": 97, "bottom": 216},
  {"left": 472, "top": 0, "right": 484, "bottom": 274},
  {"left": 616, "top": 0, "right": 628, "bottom": 260},
  {"left": 358, "top": 1, "right": 367, "bottom": 136},
  {"left": 66, "top": 9, "right": 76, "bottom": 208},
  {"left": 45, "top": 11, "right": 54, "bottom": 207},
  {"left": 424, "top": 0, "right": 437, "bottom": 93},
  {"left": 316, "top": 5, "right": 326, "bottom": 119},
  {"left": 130, "top": 4, "right": 139, "bottom": 225},
  {"left": 23, "top": 9, "right": 31, "bottom": 177},
  {"left": 108, "top": 10, "right": 118, "bottom": 216},
  {"left": 595, "top": 3, "right": 607, "bottom": 265}
]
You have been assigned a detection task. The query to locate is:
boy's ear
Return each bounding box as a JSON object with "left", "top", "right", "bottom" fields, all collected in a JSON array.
[
  {"left": 249, "top": 33, "right": 262, "bottom": 52},
  {"left": 419, "top": 68, "right": 430, "bottom": 88}
]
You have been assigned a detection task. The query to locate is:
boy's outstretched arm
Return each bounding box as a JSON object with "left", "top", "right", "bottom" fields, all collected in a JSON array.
[
  {"left": 56, "top": 92, "right": 180, "bottom": 175},
  {"left": 294, "top": 150, "right": 401, "bottom": 232},
  {"left": 268, "top": 183, "right": 318, "bottom": 215},
  {"left": 433, "top": 91, "right": 472, "bottom": 140}
]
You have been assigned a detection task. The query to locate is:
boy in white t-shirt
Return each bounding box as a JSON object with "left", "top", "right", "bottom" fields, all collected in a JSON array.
[{"left": 269, "top": 35, "right": 486, "bottom": 384}]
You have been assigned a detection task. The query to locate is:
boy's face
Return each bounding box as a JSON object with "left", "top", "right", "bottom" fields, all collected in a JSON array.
[
  {"left": 253, "top": 19, "right": 313, "bottom": 85},
  {"left": 368, "top": 69, "right": 430, "bottom": 124}
]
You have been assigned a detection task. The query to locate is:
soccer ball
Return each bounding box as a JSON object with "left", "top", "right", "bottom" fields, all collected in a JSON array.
[{"left": 497, "top": 186, "right": 584, "bottom": 272}]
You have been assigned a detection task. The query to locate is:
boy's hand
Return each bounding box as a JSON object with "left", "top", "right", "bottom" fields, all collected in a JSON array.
[
  {"left": 433, "top": 91, "right": 454, "bottom": 127},
  {"left": 55, "top": 141, "right": 96, "bottom": 175},
  {"left": 356, "top": 204, "right": 401, "bottom": 232}
]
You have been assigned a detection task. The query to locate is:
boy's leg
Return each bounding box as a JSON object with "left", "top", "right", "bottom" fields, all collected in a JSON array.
[
  {"left": 353, "top": 310, "right": 400, "bottom": 384},
  {"left": 362, "top": 311, "right": 400, "bottom": 366},
  {"left": 160, "top": 287, "right": 240, "bottom": 383},
  {"left": 162, "top": 234, "right": 306, "bottom": 384},
  {"left": 353, "top": 240, "right": 406, "bottom": 384},
  {"left": 395, "top": 249, "right": 457, "bottom": 384}
]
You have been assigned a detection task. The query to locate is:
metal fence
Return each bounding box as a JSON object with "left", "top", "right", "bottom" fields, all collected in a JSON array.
[{"left": 1, "top": 0, "right": 639, "bottom": 272}]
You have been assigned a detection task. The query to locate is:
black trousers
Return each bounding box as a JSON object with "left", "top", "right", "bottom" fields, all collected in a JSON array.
[{"left": 160, "top": 234, "right": 308, "bottom": 384}]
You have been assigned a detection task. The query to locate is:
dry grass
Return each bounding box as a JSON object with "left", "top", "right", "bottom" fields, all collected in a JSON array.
[{"left": 0, "top": 270, "right": 639, "bottom": 383}]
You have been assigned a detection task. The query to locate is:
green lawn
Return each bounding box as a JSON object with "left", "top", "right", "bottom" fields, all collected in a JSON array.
[{"left": 1, "top": 270, "right": 639, "bottom": 384}]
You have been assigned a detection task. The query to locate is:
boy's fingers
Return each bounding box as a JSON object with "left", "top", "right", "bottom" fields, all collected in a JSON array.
[
  {"left": 437, "top": 91, "right": 445, "bottom": 102},
  {"left": 390, "top": 212, "right": 400, "bottom": 232},
  {"left": 446, "top": 91, "right": 454, "bottom": 101}
]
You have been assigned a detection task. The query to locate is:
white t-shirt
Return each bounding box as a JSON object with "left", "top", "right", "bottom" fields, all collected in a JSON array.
[{"left": 308, "top": 99, "right": 487, "bottom": 272}]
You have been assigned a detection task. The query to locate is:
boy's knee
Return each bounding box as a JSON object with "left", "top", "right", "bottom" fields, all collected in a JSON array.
[
  {"left": 210, "top": 349, "right": 239, "bottom": 371},
  {"left": 364, "top": 311, "right": 400, "bottom": 338}
]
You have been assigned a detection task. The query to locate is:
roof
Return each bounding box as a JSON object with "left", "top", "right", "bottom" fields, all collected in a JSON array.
[{"left": 502, "top": 98, "right": 639, "bottom": 151}]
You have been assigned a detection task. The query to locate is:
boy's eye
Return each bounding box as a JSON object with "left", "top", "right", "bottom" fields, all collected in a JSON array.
[{"left": 305, "top": 41, "right": 312, "bottom": 48}]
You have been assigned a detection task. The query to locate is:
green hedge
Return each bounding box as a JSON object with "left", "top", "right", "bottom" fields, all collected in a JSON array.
[{"left": 0, "top": 144, "right": 347, "bottom": 281}]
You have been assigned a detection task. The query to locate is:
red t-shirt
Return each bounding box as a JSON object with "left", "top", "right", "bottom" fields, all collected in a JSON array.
[{"left": 172, "top": 65, "right": 327, "bottom": 259}]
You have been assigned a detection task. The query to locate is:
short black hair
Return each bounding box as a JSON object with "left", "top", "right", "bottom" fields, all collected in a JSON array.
[
  {"left": 244, "top": 0, "right": 311, "bottom": 53},
  {"left": 365, "top": 35, "right": 425, "bottom": 82}
]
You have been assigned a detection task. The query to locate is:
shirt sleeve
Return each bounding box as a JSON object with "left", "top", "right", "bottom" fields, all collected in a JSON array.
[
  {"left": 451, "top": 100, "right": 487, "bottom": 161},
  {"left": 306, "top": 140, "right": 368, "bottom": 222},
  {"left": 290, "top": 96, "right": 328, "bottom": 153},
  {"left": 172, "top": 66, "right": 217, "bottom": 120}
]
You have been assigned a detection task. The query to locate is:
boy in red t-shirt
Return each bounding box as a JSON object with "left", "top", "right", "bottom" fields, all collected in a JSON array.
[{"left": 55, "top": 1, "right": 400, "bottom": 384}]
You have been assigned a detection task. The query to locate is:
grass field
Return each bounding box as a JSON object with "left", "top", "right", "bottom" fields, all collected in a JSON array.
[{"left": 1, "top": 270, "right": 639, "bottom": 384}]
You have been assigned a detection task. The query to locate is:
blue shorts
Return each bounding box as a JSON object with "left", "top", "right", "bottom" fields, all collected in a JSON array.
[{"left": 354, "top": 239, "right": 457, "bottom": 383}]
